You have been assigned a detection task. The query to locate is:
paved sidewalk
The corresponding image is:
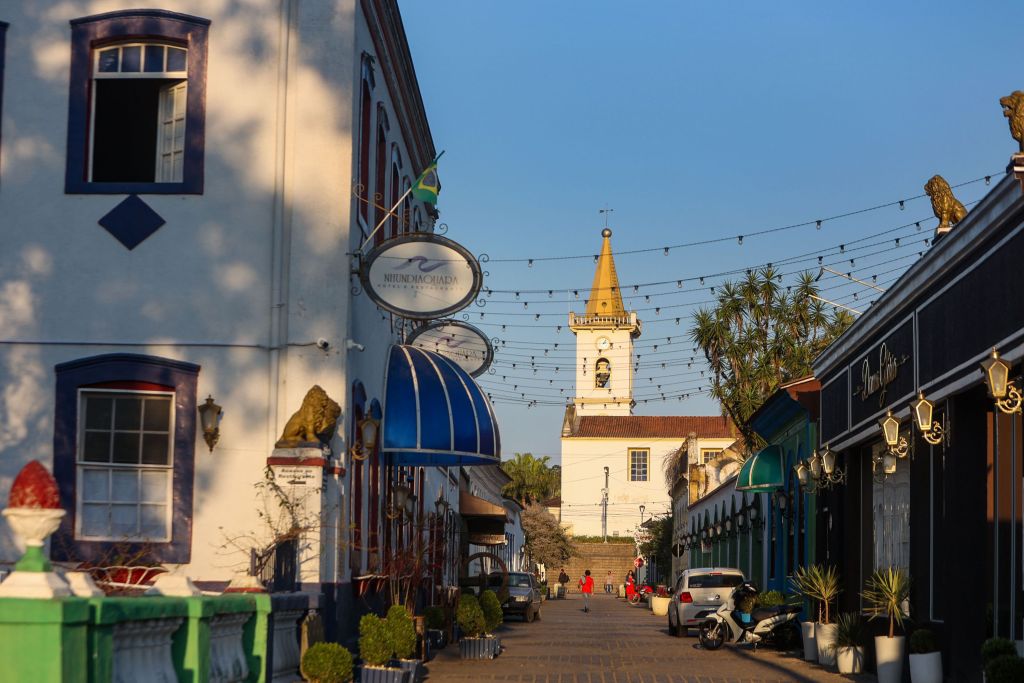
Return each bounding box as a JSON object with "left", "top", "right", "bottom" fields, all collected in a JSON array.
[{"left": 423, "top": 593, "right": 875, "bottom": 682}]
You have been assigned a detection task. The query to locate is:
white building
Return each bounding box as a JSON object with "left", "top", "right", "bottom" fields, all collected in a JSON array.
[
  {"left": 559, "top": 230, "right": 735, "bottom": 538},
  {"left": 0, "top": 0, "right": 494, "bottom": 642}
]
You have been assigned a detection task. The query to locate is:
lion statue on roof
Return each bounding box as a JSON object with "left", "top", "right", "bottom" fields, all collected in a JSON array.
[
  {"left": 275, "top": 385, "right": 341, "bottom": 448},
  {"left": 1000, "top": 90, "right": 1024, "bottom": 153},
  {"left": 924, "top": 175, "right": 967, "bottom": 235}
]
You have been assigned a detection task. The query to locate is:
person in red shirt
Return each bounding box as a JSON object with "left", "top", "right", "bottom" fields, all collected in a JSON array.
[{"left": 578, "top": 569, "right": 595, "bottom": 613}]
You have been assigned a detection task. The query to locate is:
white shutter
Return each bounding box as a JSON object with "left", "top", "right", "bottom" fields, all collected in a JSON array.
[{"left": 156, "top": 81, "right": 187, "bottom": 182}]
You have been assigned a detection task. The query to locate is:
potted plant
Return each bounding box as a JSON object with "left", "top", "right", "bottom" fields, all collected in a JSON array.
[
  {"left": 479, "top": 589, "right": 504, "bottom": 657},
  {"left": 736, "top": 593, "right": 756, "bottom": 625},
  {"left": 301, "top": 642, "right": 354, "bottom": 683},
  {"left": 456, "top": 594, "right": 491, "bottom": 660},
  {"left": 908, "top": 628, "right": 942, "bottom": 683},
  {"left": 359, "top": 614, "right": 408, "bottom": 683},
  {"left": 986, "top": 653, "right": 1024, "bottom": 682},
  {"left": 831, "top": 612, "right": 866, "bottom": 674},
  {"left": 808, "top": 565, "right": 842, "bottom": 667},
  {"left": 788, "top": 565, "right": 818, "bottom": 662},
  {"left": 387, "top": 605, "right": 420, "bottom": 682},
  {"left": 862, "top": 566, "right": 910, "bottom": 683},
  {"left": 756, "top": 590, "right": 785, "bottom": 608},
  {"left": 982, "top": 638, "right": 1021, "bottom": 682},
  {"left": 423, "top": 606, "right": 446, "bottom": 650}
]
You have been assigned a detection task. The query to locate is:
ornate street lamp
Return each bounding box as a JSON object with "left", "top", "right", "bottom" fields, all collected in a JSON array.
[
  {"left": 980, "top": 348, "right": 1022, "bottom": 414},
  {"left": 909, "top": 392, "right": 945, "bottom": 445},
  {"left": 878, "top": 409, "right": 910, "bottom": 458},
  {"left": 197, "top": 395, "right": 222, "bottom": 452}
]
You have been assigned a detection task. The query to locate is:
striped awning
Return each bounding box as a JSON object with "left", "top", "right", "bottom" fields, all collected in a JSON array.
[
  {"left": 382, "top": 345, "right": 501, "bottom": 466},
  {"left": 735, "top": 445, "right": 785, "bottom": 492}
]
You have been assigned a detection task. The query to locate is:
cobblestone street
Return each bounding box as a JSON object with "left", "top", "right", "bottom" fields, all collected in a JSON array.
[{"left": 424, "top": 594, "right": 874, "bottom": 682}]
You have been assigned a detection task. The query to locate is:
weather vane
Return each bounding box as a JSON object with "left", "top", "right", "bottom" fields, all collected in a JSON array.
[{"left": 599, "top": 206, "right": 614, "bottom": 228}]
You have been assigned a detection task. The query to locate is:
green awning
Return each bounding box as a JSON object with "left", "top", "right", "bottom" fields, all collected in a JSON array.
[{"left": 735, "top": 445, "right": 784, "bottom": 492}]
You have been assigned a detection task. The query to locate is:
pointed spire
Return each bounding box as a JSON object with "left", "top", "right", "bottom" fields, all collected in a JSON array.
[{"left": 585, "top": 228, "right": 626, "bottom": 316}]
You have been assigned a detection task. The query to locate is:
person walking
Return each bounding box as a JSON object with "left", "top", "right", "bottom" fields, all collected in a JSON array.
[
  {"left": 604, "top": 570, "right": 614, "bottom": 595},
  {"left": 579, "top": 569, "right": 595, "bottom": 612},
  {"left": 557, "top": 567, "right": 569, "bottom": 598}
]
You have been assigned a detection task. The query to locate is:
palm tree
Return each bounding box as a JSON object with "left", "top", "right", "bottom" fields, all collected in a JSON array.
[{"left": 501, "top": 453, "right": 558, "bottom": 506}]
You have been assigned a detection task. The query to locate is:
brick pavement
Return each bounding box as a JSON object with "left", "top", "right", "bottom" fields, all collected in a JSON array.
[{"left": 423, "top": 593, "right": 875, "bottom": 683}]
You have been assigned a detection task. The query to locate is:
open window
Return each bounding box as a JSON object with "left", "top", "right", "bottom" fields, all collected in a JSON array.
[{"left": 595, "top": 357, "right": 611, "bottom": 388}]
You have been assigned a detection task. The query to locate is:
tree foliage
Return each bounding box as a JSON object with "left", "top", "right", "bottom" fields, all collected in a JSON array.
[
  {"left": 637, "top": 516, "right": 672, "bottom": 582},
  {"left": 520, "top": 503, "right": 576, "bottom": 569},
  {"left": 501, "top": 453, "right": 560, "bottom": 506},
  {"left": 690, "top": 267, "right": 854, "bottom": 444}
]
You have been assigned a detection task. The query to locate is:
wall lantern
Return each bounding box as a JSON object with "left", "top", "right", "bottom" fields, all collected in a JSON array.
[
  {"left": 748, "top": 504, "right": 758, "bottom": 522},
  {"left": 736, "top": 510, "right": 746, "bottom": 529},
  {"left": 808, "top": 451, "right": 823, "bottom": 481},
  {"left": 821, "top": 446, "right": 837, "bottom": 476},
  {"left": 882, "top": 452, "right": 897, "bottom": 475},
  {"left": 980, "top": 348, "right": 1023, "bottom": 415},
  {"left": 388, "top": 483, "right": 412, "bottom": 520},
  {"left": 800, "top": 445, "right": 846, "bottom": 492},
  {"left": 350, "top": 416, "right": 380, "bottom": 461},
  {"left": 878, "top": 410, "right": 910, "bottom": 458},
  {"left": 795, "top": 461, "right": 810, "bottom": 488},
  {"left": 909, "top": 392, "right": 946, "bottom": 445},
  {"left": 715, "top": 523, "right": 722, "bottom": 536},
  {"left": 197, "top": 395, "right": 222, "bottom": 452}
]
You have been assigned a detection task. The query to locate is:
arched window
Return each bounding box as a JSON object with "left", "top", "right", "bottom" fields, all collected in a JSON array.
[
  {"left": 388, "top": 146, "right": 402, "bottom": 239},
  {"left": 594, "top": 357, "right": 611, "bottom": 388},
  {"left": 356, "top": 55, "right": 375, "bottom": 225},
  {"left": 373, "top": 106, "right": 389, "bottom": 245},
  {"left": 401, "top": 176, "right": 412, "bottom": 234}
]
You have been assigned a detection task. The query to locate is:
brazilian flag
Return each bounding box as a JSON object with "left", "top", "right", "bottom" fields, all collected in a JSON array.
[{"left": 411, "top": 154, "right": 443, "bottom": 204}]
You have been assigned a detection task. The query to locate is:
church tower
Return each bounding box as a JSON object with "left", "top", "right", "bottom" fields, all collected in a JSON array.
[{"left": 569, "top": 228, "right": 641, "bottom": 416}]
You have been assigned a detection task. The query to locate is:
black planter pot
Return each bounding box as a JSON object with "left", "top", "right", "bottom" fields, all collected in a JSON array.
[
  {"left": 459, "top": 637, "right": 495, "bottom": 660},
  {"left": 391, "top": 658, "right": 421, "bottom": 683},
  {"left": 427, "top": 628, "right": 446, "bottom": 650},
  {"left": 360, "top": 664, "right": 410, "bottom": 683}
]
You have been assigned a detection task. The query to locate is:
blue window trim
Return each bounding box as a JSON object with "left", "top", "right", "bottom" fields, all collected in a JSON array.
[
  {"left": 52, "top": 353, "right": 200, "bottom": 564},
  {"left": 65, "top": 10, "right": 210, "bottom": 195}
]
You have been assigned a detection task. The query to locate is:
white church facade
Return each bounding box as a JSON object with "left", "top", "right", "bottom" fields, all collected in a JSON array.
[{"left": 559, "top": 229, "right": 736, "bottom": 538}]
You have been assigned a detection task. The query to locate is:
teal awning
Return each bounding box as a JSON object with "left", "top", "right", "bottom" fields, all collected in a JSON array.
[{"left": 735, "top": 445, "right": 784, "bottom": 492}]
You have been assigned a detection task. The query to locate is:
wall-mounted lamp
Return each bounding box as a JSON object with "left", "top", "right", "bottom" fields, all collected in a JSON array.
[
  {"left": 799, "top": 445, "right": 847, "bottom": 492},
  {"left": 980, "top": 348, "right": 1022, "bottom": 415},
  {"left": 387, "top": 483, "right": 412, "bottom": 520},
  {"left": 197, "top": 395, "right": 222, "bottom": 452},
  {"left": 349, "top": 416, "right": 380, "bottom": 461},
  {"left": 736, "top": 510, "right": 747, "bottom": 530},
  {"left": 724, "top": 517, "right": 733, "bottom": 534},
  {"left": 909, "top": 392, "right": 946, "bottom": 445},
  {"left": 878, "top": 409, "right": 910, "bottom": 458}
]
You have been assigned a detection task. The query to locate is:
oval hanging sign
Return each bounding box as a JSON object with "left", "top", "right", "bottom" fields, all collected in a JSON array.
[
  {"left": 407, "top": 320, "right": 494, "bottom": 377},
  {"left": 360, "top": 233, "right": 483, "bottom": 320}
]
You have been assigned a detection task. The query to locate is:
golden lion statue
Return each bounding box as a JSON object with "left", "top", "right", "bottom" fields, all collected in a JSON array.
[
  {"left": 275, "top": 385, "right": 341, "bottom": 448},
  {"left": 924, "top": 175, "right": 967, "bottom": 234},
  {"left": 1001, "top": 90, "right": 1024, "bottom": 153}
]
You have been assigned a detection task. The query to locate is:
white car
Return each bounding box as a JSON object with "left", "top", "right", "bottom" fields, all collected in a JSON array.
[{"left": 667, "top": 567, "right": 746, "bottom": 637}]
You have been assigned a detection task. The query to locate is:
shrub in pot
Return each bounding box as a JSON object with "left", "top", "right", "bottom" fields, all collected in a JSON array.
[
  {"left": 456, "top": 594, "right": 492, "bottom": 660},
  {"left": 790, "top": 564, "right": 841, "bottom": 667},
  {"left": 387, "top": 605, "right": 420, "bottom": 682},
  {"left": 830, "top": 612, "right": 866, "bottom": 674},
  {"left": 359, "top": 614, "right": 407, "bottom": 683},
  {"left": 755, "top": 590, "right": 785, "bottom": 608},
  {"left": 862, "top": 566, "right": 910, "bottom": 683},
  {"left": 982, "top": 637, "right": 1018, "bottom": 669},
  {"left": 479, "top": 590, "right": 504, "bottom": 656},
  {"left": 736, "top": 594, "right": 755, "bottom": 625},
  {"left": 788, "top": 566, "right": 819, "bottom": 662},
  {"left": 908, "top": 628, "right": 942, "bottom": 683},
  {"left": 301, "top": 642, "right": 354, "bottom": 683},
  {"left": 986, "top": 654, "right": 1024, "bottom": 682}
]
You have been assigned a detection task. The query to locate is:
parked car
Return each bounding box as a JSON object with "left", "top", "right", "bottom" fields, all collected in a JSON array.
[
  {"left": 667, "top": 567, "right": 745, "bottom": 637},
  {"left": 488, "top": 572, "right": 543, "bottom": 622}
]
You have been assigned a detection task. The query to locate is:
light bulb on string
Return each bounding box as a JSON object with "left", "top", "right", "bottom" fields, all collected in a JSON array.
[
  {"left": 899, "top": 201, "right": 904, "bottom": 211},
  {"left": 816, "top": 220, "right": 822, "bottom": 229},
  {"left": 528, "top": 259, "right": 534, "bottom": 268}
]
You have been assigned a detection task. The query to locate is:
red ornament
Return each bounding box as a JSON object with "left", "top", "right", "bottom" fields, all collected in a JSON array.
[{"left": 8, "top": 460, "right": 61, "bottom": 509}]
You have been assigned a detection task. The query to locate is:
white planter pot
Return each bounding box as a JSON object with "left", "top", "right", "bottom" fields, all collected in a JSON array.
[
  {"left": 650, "top": 596, "right": 670, "bottom": 617},
  {"left": 909, "top": 651, "right": 942, "bottom": 683},
  {"left": 875, "top": 635, "right": 906, "bottom": 683},
  {"left": 801, "top": 622, "right": 817, "bottom": 661},
  {"left": 836, "top": 645, "right": 865, "bottom": 674},
  {"left": 815, "top": 623, "right": 838, "bottom": 667}
]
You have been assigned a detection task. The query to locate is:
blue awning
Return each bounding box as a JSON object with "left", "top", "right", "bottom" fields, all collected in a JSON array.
[{"left": 382, "top": 345, "right": 501, "bottom": 466}]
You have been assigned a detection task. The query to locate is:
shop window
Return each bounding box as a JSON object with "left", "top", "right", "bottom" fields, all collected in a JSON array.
[
  {"left": 52, "top": 353, "right": 199, "bottom": 564},
  {"left": 872, "top": 441, "right": 910, "bottom": 570},
  {"left": 66, "top": 11, "right": 209, "bottom": 194},
  {"left": 629, "top": 448, "right": 649, "bottom": 481}
]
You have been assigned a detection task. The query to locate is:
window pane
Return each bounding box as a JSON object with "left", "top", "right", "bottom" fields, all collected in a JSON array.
[
  {"left": 121, "top": 45, "right": 141, "bottom": 72},
  {"left": 144, "top": 45, "right": 165, "bottom": 72},
  {"left": 140, "top": 504, "right": 167, "bottom": 539},
  {"left": 111, "top": 470, "right": 138, "bottom": 503},
  {"left": 111, "top": 504, "right": 137, "bottom": 536},
  {"left": 143, "top": 398, "right": 171, "bottom": 431},
  {"left": 85, "top": 396, "right": 113, "bottom": 429},
  {"left": 82, "top": 431, "right": 111, "bottom": 462},
  {"left": 98, "top": 48, "right": 120, "bottom": 73},
  {"left": 167, "top": 47, "right": 187, "bottom": 72},
  {"left": 81, "top": 504, "right": 109, "bottom": 537},
  {"left": 81, "top": 469, "right": 109, "bottom": 502},
  {"left": 140, "top": 470, "right": 168, "bottom": 503},
  {"left": 112, "top": 433, "right": 140, "bottom": 463},
  {"left": 91, "top": 80, "right": 162, "bottom": 183},
  {"left": 141, "top": 434, "right": 169, "bottom": 465},
  {"left": 114, "top": 398, "right": 141, "bottom": 430}
]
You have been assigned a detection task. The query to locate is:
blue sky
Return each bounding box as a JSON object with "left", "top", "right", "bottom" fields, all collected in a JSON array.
[{"left": 398, "top": 1, "right": 1024, "bottom": 463}]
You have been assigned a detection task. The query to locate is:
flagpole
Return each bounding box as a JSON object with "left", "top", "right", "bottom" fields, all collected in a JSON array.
[{"left": 360, "top": 186, "right": 413, "bottom": 252}]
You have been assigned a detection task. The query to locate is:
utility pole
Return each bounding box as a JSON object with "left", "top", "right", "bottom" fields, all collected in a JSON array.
[{"left": 602, "top": 466, "right": 609, "bottom": 542}]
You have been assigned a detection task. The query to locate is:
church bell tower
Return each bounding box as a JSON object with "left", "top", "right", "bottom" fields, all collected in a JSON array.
[{"left": 569, "top": 228, "right": 642, "bottom": 416}]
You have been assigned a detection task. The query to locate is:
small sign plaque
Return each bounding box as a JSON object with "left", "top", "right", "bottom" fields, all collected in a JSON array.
[{"left": 271, "top": 466, "right": 321, "bottom": 487}]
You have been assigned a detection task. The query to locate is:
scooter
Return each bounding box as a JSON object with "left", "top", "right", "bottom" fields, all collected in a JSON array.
[
  {"left": 627, "top": 581, "right": 654, "bottom": 604},
  {"left": 697, "top": 582, "right": 801, "bottom": 650}
]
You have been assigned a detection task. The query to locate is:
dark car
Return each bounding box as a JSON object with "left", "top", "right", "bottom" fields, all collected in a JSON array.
[{"left": 488, "top": 572, "right": 543, "bottom": 622}]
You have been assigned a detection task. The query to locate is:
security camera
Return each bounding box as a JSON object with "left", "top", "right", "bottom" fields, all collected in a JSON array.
[
  {"left": 316, "top": 338, "right": 330, "bottom": 351},
  {"left": 346, "top": 339, "right": 365, "bottom": 352}
]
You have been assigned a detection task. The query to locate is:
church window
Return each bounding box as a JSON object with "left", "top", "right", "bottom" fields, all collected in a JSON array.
[
  {"left": 629, "top": 449, "right": 649, "bottom": 481},
  {"left": 595, "top": 357, "right": 611, "bottom": 388}
]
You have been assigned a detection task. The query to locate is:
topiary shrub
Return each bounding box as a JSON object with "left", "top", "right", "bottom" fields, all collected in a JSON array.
[
  {"left": 909, "top": 628, "right": 938, "bottom": 654},
  {"left": 358, "top": 614, "right": 391, "bottom": 667},
  {"left": 983, "top": 637, "right": 1018, "bottom": 667},
  {"left": 986, "top": 654, "right": 1024, "bottom": 683},
  {"left": 301, "top": 642, "right": 354, "bottom": 683},
  {"left": 456, "top": 594, "right": 485, "bottom": 639},
  {"left": 386, "top": 604, "right": 418, "bottom": 660},
  {"left": 423, "top": 606, "right": 445, "bottom": 631},
  {"left": 756, "top": 590, "right": 785, "bottom": 608},
  {"left": 480, "top": 589, "right": 504, "bottom": 634}
]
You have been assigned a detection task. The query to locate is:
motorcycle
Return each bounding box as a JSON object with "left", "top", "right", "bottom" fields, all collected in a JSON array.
[
  {"left": 626, "top": 580, "right": 654, "bottom": 604},
  {"left": 697, "top": 582, "right": 801, "bottom": 651}
]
